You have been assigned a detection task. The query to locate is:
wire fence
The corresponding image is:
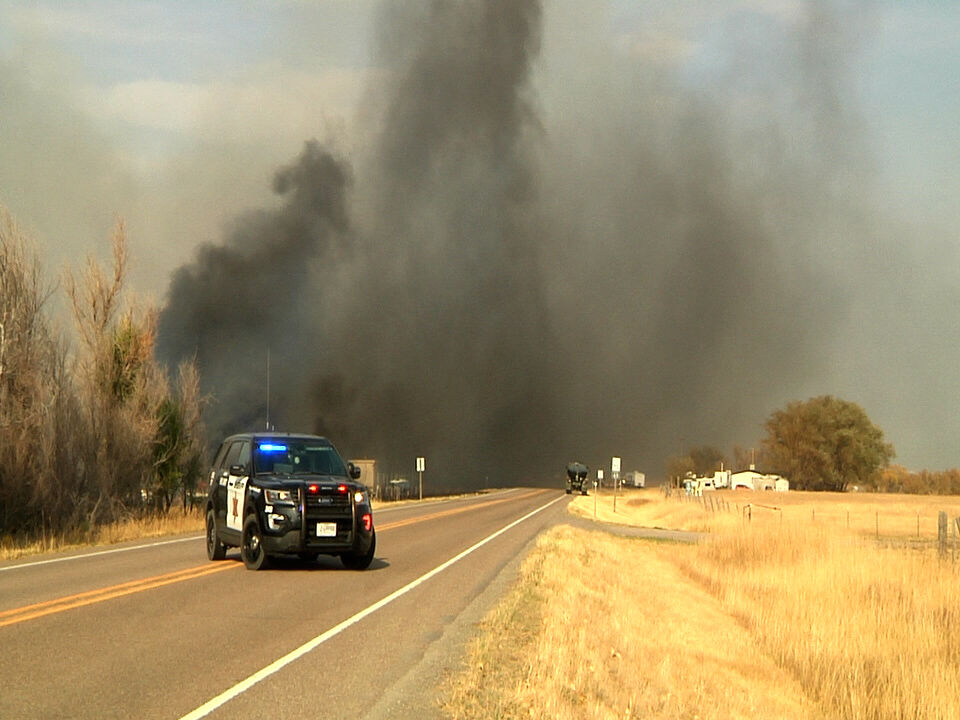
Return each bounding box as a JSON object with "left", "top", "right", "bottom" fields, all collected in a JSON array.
[{"left": 661, "top": 483, "right": 960, "bottom": 558}]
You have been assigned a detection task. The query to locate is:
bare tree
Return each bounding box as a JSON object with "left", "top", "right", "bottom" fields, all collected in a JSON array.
[
  {"left": 0, "top": 208, "right": 63, "bottom": 535},
  {"left": 65, "top": 222, "right": 165, "bottom": 523},
  {"left": 2, "top": 210, "right": 209, "bottom": 540}
]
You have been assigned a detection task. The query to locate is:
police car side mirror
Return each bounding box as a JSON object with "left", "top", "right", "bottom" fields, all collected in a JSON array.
[
  {"left": 230, "top": 464, "right": 247, "bottom": 477},
  {"left": 348, "top": 462, "right": 361, "bottom": 480}
]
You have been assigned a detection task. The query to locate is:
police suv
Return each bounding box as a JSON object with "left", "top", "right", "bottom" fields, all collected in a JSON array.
[{"left": 205, "top": 433, "right": 376, "bottom": 570}]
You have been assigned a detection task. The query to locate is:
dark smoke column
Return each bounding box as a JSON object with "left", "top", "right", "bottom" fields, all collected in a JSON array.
[
  {"left": 158, "top": 0, "right": 566, "bottom": 488},
  {"left": 156, "top": 142, "right": 353, "bottom": 440},
  {"left": 320, "top": 0, "right": 565, "bottom": 486}
]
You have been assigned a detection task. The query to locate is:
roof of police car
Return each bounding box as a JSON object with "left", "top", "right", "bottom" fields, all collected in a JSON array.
[{"left": 225, "top": 432, "right": 333, "bottom": 444}]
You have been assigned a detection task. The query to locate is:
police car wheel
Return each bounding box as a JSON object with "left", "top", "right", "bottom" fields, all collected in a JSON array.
[
  {"left": 206, "top": 509, "right": 226, "bottom": 561},
  {"left": 341, "top": 529, "right": 376, "bottom": 570},
  {"left": 565, "top": 488, "right": 571, "bottom": 494},
  {"left": 241, "top": 515, "right": 269, "bottom": 570}
]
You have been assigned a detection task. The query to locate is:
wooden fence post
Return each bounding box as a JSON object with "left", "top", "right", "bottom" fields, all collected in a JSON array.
[
  {"left": 953, "top": 516, "right": 957, "bottom": 563},
  {"left": 938, "top": 511, "right": 948, "bottom": 558}
]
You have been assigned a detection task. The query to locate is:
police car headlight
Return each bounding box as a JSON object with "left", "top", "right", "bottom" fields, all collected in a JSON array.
[
  {"left": 354, "top": 491, "right": 366, "bottom": 504},
  {"left": 265, "top": 489, "right": 295, "bottom": 504}
]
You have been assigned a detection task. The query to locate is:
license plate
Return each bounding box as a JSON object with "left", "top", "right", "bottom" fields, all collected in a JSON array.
[{"left": 315, "top": 522, "right": 337, "bottom": 537}]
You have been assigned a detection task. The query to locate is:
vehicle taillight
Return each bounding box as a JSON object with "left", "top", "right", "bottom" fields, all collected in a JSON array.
[
  {"left": 337, "top": 484, "right": 348, "bottom": 494},
  {"left": 308, "top": 484, "right": 319, "bottom": 494},
  {"left": 361, "top": 513, "right": 373, "bottom": 532}
]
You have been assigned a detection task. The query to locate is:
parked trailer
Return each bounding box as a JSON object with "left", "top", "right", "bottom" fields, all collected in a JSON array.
[{"left": 622, "top": 471, "right": 646, "bottom": 488}]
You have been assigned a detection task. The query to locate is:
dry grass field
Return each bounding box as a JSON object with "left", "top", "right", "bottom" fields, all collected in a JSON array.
[
  {"left": 573, "top": 487, "right": 960, "bottom": 544},
  {"left": 444, "top": 489, "right": 960, "bottom": 719},
  {"left": 0, "top": 510, "right": 205, "bottom": 561}
]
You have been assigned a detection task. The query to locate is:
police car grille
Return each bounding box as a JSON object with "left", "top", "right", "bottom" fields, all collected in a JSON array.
[
  {"left": 305, "top": 493, "right": 352, "bottom": 516},
  {"left": 304, "top": 490, "right": 352, "bottom": 543}
]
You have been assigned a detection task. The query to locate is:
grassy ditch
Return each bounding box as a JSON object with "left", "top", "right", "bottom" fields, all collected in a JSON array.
[
  {"left": 0, "top": 510, "right": 205, "bottom": 561},
  {"left": 443, "top": 490, "right": 960, "bottom": 719}
]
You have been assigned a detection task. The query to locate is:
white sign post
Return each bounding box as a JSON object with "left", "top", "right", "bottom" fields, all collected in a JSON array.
[
  {"left": 595, "top": 469, "right": 603, "bottom": 520},
  {"left": 416, "top": 456, "right": 425, "bottom": 501},
  {"left": 612, "top": 457, "right": 621, "bottom": 512}
]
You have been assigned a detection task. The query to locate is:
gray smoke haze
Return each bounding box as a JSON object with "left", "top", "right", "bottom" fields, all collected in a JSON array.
[{"left": 156, "top": 0, "right": 936, "bottom": 485}]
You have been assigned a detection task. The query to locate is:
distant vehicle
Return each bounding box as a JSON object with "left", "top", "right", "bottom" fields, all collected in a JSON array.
[
  {"left": 565, "top": 462, "right": 589, "bottom": 495},
  {"left": 622, "top": 471, "right": 646, "bottom": 488},
  {"left": 205, "top": 432, "right": 376, "bottom": 570}
]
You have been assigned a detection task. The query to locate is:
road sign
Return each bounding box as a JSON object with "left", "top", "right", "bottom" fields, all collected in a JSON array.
[
  {"left": 597, "top": 469, "right": 604, "bottom": 480},
  {"left": 612, "top": 456, "right": 621, "bottom": 473},
  {"left": 416, "top": 457, "right": 425, "bottom": 501}
]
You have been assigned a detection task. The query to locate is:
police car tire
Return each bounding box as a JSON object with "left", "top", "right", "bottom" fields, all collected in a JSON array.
[
  {"left": 341, "top": 529, "right": 376, "bottom": 570},
  {"left": 206, "top": 509, "right": 226, "bottom": 561},
  {"left": 565, "top": 488, "right": 571, "bottom": 494},
  {"left": 241, "top": 515, "right": 269, "bottom": 570}
]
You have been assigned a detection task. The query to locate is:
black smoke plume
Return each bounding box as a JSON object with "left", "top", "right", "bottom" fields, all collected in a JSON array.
[{"left": 159, "top": 0, "right": 867, "bottom": 487}]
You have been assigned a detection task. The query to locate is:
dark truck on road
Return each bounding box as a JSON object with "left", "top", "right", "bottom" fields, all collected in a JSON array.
[
  {"left": 565, "top": 462, "right": 589, "bottom": 495},
  {"left": 205, "top": 432, "right": 376, "bottom": 570}
]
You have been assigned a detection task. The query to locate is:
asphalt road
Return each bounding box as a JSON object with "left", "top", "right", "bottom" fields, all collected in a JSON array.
[{"left": 0, "top": 488, "right": 567, "bottom": 720}]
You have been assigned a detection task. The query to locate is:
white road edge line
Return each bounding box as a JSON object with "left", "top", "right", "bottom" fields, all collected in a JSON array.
[
  {"left": 178, "top": 492, "right": 565, "bottom": 720},
  {"left": 0, "top": 536, "right": 204, "bottom": 572}
]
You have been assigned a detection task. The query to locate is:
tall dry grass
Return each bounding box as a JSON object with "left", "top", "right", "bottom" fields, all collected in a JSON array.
[
  {"left": 445, "top": 491, "right": 960, "bottom": 719},
  {"left": 0, "top": 509, "right": 204, "bottom": 561},
  {"left": 444, "top": 526, "right": 816, "bottom": 719},
  {"left": 690, "top": 522, "right": 960, "bottom": 719}
]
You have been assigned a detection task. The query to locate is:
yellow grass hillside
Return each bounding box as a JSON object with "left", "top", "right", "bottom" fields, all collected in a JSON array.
[{"left": 444, "top": 489, "right": 960, "bottom": 719}]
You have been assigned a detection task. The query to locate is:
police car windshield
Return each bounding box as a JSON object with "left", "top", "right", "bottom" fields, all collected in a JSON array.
[{"left": 253, "top": 441, "right": 347, "bottom": 477}]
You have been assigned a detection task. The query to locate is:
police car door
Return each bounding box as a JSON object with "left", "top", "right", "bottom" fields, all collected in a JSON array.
[{"left": 225, "top": 440, "right": 251, "bottom": 534}]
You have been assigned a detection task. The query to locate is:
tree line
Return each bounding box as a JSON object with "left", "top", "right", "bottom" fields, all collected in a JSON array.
[
  {"left": 667, "top": 395, "right": 909, "bottom": 492},
  {"left": 0, "top": 209, "right": 206, "bottom": 539}
]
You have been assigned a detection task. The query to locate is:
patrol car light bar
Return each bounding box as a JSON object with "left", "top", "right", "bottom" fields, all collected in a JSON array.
[{"left": 259, "top": 443, "right": 287, "bottom": 452}]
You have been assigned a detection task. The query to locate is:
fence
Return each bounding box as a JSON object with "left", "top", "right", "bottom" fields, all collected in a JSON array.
[
  {"left": 663, "top": 484, "right": 960, "bottom": 556},
  {"left": 937, "top": 512, "right": 960, "bottom": 560}
]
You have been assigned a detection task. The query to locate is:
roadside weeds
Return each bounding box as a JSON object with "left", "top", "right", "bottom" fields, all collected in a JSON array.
[
  {"left": 442, "top": 524, "right": 815, "bottom": 720},
  {"left": 444, "top": 489, "right": 960, "bottom": 719}
]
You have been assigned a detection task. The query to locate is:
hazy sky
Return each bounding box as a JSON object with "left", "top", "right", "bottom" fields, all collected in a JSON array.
[{"left": 1, "top": 0, "right": 958, "bottom": 474}]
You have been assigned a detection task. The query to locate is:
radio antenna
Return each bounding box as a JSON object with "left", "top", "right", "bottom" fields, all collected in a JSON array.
[{"left": 265, "top": 348, "right": 270, "bottom": 430}]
